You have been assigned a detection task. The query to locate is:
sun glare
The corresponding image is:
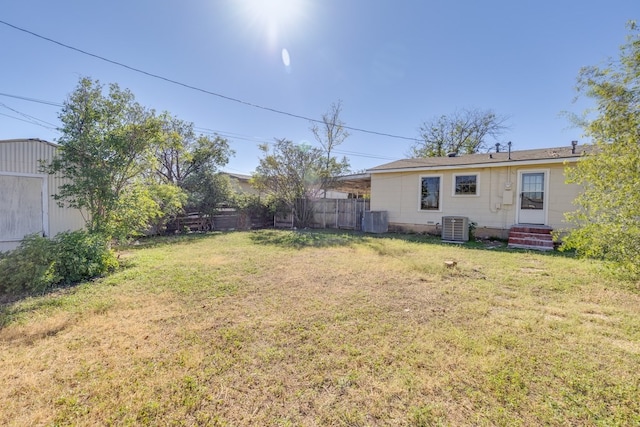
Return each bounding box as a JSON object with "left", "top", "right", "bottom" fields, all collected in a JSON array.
[
  {"left": 239, "top": 0, "right": 308, "bottom": 46},
  {"left": 249, "top": 0, "right": 303, "bottom": 26}
]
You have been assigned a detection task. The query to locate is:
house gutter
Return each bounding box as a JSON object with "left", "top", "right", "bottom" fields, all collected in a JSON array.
[{"left": 366, "top": 156, "right": 583, "bottom": 175}]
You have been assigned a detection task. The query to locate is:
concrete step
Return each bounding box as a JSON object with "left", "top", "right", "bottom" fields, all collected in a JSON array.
[
  {"left": 508, "top": 237, "right": 554, "bottom": 247},
  {"left": 508, "top": 225, "right": 555, "bottom": 251},
  {"left": 509, "top": 232, "right": 554, "bottom": 241},
  {"left": 509, "top": 225, "right": 553, "bottom": 235}
]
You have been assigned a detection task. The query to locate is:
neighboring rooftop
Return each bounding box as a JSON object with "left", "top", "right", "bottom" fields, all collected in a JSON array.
[
  {"left": 222, "top": 172, "right": 252, "bottom": 181},
  {"left": 368, "top": 144, "right": 593, "bottom": 173},
  {"left": 0, "top": 138, "right": 58, "bottom": 147}
]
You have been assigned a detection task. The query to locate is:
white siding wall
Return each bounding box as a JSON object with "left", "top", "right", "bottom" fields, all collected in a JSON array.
[
  {"left": 546, "top": 163, "right": 581, "bottom": 227},
  {"left": 370, "top": 163, "right": 583, "bottom": 233},
  {"left": 0, "top": 139, "right": 85, "bottom": 251}
]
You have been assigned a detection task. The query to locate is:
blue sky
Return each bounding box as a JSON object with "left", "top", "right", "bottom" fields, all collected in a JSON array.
[{"left": 1, "top": 1, "right": 636, "bottom": 174}]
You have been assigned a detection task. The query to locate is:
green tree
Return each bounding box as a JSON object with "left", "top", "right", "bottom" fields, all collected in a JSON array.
[
  {"left": 561, "top": 22, "right": 640, "bottom": 277},
  {"left": 310, "top": 100, "right": 351, "bottom": 196},
  {"left": 182, "top": 171, "right": 234, "bottom": 217},
  {"left": 154, "top": 113, "right": 233, "bottom": 186},
  {"left": 152, "top": 113, "right": 234, "bottom": 221},
  {"left": 410, "top": 108, "right": 509, "bottom": 157},
  {"left": 252, "top": 139, "right": 325, "bottom": 226},
  {"left": 47, "top": 77, "right": 161, "bottom": 237},
  {"left": 113, "top": 182, "right": 187, "bottom": 238}
]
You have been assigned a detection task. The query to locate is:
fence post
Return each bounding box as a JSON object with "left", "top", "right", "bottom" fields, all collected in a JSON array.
[
  {"left": 323, "top": 199, "right": 326, "bottom": 229},
  {"left": 353, "top": 200, "right": 356, "bottom": 231}
]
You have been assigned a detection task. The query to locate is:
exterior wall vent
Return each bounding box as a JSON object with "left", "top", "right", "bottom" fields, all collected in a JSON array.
[{"left": 441, "top": 216, "right": 469, "bottom": 242}]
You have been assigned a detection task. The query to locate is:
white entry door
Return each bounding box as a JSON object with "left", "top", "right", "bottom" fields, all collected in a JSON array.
[{"left": 517, "top": 171, "right": 547, "bottom": 224}]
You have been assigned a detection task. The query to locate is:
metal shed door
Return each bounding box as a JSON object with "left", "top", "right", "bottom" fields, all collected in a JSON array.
[{"left": 0, "top": 175, "right": 44, "bottom": 241}]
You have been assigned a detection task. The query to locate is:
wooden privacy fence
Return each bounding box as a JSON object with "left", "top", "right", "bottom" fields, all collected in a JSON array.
[
  {"left": 275, "top": 198, "right": 370, "bottom": 231},
  {"left": 167, "top": 199, "right": 371, "bottom": 232},
  {"left": 166, "top": 209, "right": 270, "bottom": 233}
]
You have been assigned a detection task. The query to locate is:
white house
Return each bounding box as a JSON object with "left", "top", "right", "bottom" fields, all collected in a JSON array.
[
  {"left": 367, "top": 143, "right": 591, "bottom": 249},
  {"left": 0, "top": 139, "right": 85, "bottom": 251}
]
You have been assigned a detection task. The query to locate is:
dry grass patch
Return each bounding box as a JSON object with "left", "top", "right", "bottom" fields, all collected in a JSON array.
[{"left": 1, "top": 230, "right": 639, "bottom": 426}]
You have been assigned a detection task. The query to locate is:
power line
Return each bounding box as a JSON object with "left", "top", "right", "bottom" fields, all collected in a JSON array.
[
  {"left": 195, "top": 127, "right": 400, "bottom": 161},
  {"left": 0, "top": 91, "right": 402, "bottom": 162},
  {"left": 0, "top": 92, "right": 63, "bottom": 107},
  {"left": 194, "top": 127, "right": 270, "bottom": 143},
  {"left": 0, "top": 111, "right": 59, "bottom": 131},
  {"left": 0, "top": 102, "right": 58, "bottom": 128},
  {"left": 333, "top": 149, "right": 398, "bottom": 161},
  {"left": 0, "top": 19, "right": 421, "bottom": 143}
]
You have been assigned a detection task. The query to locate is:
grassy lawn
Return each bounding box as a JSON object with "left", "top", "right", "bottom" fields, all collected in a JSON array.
[{"left": 1, "top": 230, "right": 639, "bottom": 426}]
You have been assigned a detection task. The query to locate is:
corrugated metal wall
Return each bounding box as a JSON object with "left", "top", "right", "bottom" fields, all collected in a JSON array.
[
  {"left": 0, "top": 139, "right": 86, "bottom": 250},
  {"left": 0, "top": 138, "right": 57, "bottom": 174}
]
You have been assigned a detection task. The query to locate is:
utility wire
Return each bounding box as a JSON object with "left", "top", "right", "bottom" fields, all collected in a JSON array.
[
  {"left": 0, "top": 92, "right": 402, "bottom": 164},
  {"left": 0, "top": 111, "right": 59, "bottom": 131},
  {"left": 195, "top": 127, "right": 400, "bottom": 161},
  {"left": 0, "top": 92, "right": 63, "bottom": 107},
  {"left": 0, "top": 102, "right": 58, "bottom": 128},
  {"left": 0, "top": 19, "right": 421, "bottom": 142},
  {"left": 0, "top": 91, "right": 401, "bottom": 161}
]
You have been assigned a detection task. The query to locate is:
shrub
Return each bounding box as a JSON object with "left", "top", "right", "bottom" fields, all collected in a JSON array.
[
  {"left": 0, "top": 234, "right": 58, "bottom": 294},
  {"left": 52, "top": 231, "right": 118, "bottom": 285},
  {"left": 232, "top": 194, "right": 273, "bottom": 227},
  {"left": 0, "top": 231, "right": 118, "bottom": 296}
]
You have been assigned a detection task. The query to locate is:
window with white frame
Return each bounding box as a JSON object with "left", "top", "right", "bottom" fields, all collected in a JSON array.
[
  {"left": 454, "top": 174, "right": 478, "bottom": 195},
  {"left": 420, "top": 175, "right": 441, "bottom": 210}
]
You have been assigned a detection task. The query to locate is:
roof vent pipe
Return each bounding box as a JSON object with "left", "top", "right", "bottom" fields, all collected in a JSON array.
[
  {"left": 571, "top": 140, "right": 578, "bottom": 154},
  {"left": 507, "top": 141, "right": 512, "bottom": 160},
  {"left": 495, "top": 142, "right": 501, "bottom": 153}
]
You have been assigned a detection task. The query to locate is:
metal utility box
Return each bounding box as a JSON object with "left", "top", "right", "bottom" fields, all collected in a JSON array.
[{"left": 362, "top": 211, "right": 388, "bottom": 233}]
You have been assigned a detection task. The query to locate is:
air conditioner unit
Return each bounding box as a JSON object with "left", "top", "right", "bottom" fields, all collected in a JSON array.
[{"left": 442, "top": 216, "right": 469, "bottom": 242}]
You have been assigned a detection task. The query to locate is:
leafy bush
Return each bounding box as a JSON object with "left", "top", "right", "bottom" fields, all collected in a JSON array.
[
  {"left": 0, "top": 231, "right": 118, "bottom": 295},
  {"left": 232, "top": 193, "right": 273, "bottom": 225},
  {"left": 0, "top": 234, "right": 57, "bottom": 294},
  {"left": 52, "top": 231, "right": 118, "bottom": 285}
]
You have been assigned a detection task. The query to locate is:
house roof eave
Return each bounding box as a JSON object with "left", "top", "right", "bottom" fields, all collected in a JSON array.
[
  {"left": 367, "top": 156, "right": 582, "bottom": 174},
  {"left": 367, "top": 145, "right": 595, "bottom": 174}
]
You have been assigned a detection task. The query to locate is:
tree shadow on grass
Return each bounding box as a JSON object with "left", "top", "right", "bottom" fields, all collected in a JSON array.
[
  {"left": 326, "top": 230, "right": 579, "bottom": 259},
  {"left": 115, "top": 231, "right": 227, "bottom": 251},
  {"left": 249, "top": 229, "right": 367, "bottom": 249},
  {"left": 0, "top": 279, "right": 91, "bottom": 329},
  {"left": 462, "top": 237, "right": 579, "bottom": 259},
  {"left": 0, "top": 233, "right": 228, "bottom": 324}
]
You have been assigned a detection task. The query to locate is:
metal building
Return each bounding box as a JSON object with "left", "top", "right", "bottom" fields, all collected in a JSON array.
[{"left": 0, "top": 139, "right": 85, "bottom": 251}]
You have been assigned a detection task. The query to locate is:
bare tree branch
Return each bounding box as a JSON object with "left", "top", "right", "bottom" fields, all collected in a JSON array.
[{"left": 410, "top": 108, "right": 510, "bottom": 157}]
